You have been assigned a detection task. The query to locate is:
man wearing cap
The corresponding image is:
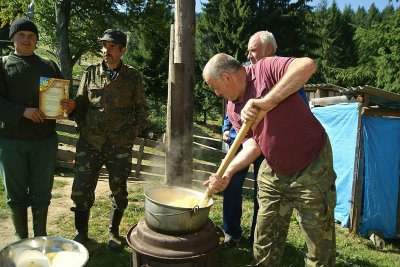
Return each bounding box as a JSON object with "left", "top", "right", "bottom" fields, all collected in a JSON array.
[
  {"left": 64, "top": 29, "right": 149, "bottom": 251},
  {"left": 0, "top": 18, "right": 63, "bottom": 240}
]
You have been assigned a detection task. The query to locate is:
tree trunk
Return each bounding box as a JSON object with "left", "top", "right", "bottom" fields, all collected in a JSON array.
[{"left": 55, "top": 0, "right": 73, "bottom": 81}]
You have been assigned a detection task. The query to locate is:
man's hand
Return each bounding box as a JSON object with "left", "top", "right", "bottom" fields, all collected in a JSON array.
[
  {"left": 23, "top": 108, "right": 46, "bottom": 123},
  {"left": 60, "top": 99, "right": 76, "bottom": 114},
  {"left": 241, "top": 99, "right": 267, "bottom": 130},
  {"left": 203, "top": 173, "right": 232, "bottom": 193},
  {"left": 222, "top": 130, "right": 230, "bottom": 143}
]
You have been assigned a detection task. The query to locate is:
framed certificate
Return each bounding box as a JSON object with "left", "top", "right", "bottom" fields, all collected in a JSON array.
[{"left": 39, "top": 77, "right": 70, "bottom": 119}]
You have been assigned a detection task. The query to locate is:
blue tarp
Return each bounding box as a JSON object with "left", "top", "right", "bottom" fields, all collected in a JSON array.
[
  {"left": 312, "top": 103, "right": 359, "bottom": 227},
  {"left": 359, "top": 116, "right": 400, "bottom": 238}
]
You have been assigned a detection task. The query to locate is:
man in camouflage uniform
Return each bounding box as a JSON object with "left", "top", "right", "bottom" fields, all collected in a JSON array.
[
  {"left": 63, "top": 29, "right": 149, "bottom": 251},
  {"left": 202, "top": 53, "right": 336, "bottom": 266}
]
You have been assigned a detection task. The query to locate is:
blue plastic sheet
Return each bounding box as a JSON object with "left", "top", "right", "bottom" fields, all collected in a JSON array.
[
  {"left": 359, "top": 116, "right": 400, "bottom": 238},
  {"left": 312, "top": 103, "right": 359, "bottom": 227}
]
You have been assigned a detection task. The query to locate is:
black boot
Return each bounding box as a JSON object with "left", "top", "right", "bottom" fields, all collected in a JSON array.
[
  {"left": 11, "top": 208, "right": 28, "bottom": 240},
  {"left": 107, "top": 207, "right": 124, "bottom": 251},
  {"left": 32, "top": 207, "right": 48, "bottom": 237},
  {"left": 72, "top": 208, "right": 90, "bottom": 244}
]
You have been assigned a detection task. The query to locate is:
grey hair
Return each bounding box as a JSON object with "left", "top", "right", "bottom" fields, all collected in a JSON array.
[
  {"left": 250, "top": 30, "right": 277, "bottom": 54},
  {"left": 202, "top": 53, "right": 242, "bottom": 81}
]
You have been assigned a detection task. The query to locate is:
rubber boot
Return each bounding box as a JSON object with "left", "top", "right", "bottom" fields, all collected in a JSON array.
[
  {"left": 32, "top": 207, "right": 48, "bottom": 237},
  {"left": 11, "top": 208, "right": 28, "bottom": 240},
  {"left": 107, "top": 207, "right": 124, "bottom": 251},
  {"left": 72, "top": 208, "right": 90, "bottom": 244}
]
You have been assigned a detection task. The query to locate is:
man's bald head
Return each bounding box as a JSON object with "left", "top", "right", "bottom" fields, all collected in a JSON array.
[{"left": 202, "top": 53, "right": 242, "bottom": 82}]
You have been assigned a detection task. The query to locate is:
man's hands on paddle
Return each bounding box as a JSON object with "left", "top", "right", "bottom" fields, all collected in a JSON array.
[{"left": 241, "top": 99, "right": 268, "bottom": 131}]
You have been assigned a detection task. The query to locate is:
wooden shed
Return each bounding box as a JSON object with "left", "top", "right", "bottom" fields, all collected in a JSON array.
[{"left": 309, "top": 84, "right": 400, "bottom": 238}]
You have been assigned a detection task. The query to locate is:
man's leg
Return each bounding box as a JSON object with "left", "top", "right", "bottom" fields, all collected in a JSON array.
[
  {"left": 250, "top": 155, "right": 264, "bottom": 243},
  {"left": 290, "top": 138, "right": 337, "bottom": 267},
  {"left": 29, "top": 133, "right": 58, "bottom": 236},
  {"left": 222, "top": 165, "right": 249, "bottom": 245},
  {"left": 104, "top": 141, "right": 132, "bottom": 251},
  {"left": 0, "top": 138, "right": 30, "bottom": 239},
  {"left": 253, "top": 161, "right": 293, "bottom": 267},
  {"left": 71, "top": 138, "right": 104, "bottom": 243}
]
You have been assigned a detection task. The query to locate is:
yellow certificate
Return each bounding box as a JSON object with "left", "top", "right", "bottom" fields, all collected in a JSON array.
[{"left": 39, "top": 77, "right": 70, "bottom": 119}]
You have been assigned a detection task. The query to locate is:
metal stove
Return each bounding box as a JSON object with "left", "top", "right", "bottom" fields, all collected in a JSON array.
[{"left": 126, "top": 218, "right": 224, "bottom": 267}]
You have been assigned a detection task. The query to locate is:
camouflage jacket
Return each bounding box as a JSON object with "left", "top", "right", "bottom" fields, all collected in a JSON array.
[{"left": 74, "top": 61, "right": 149, "bottom": 150}]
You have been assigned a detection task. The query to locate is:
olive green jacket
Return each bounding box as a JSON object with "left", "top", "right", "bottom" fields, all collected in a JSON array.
[{"left": 74, "top": 61, "right": 149, "bottom": 150}]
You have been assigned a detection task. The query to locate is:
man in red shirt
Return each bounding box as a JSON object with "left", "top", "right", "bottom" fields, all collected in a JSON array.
[{"left": 202, "top": 53, "right": 336, "bottom": 266}]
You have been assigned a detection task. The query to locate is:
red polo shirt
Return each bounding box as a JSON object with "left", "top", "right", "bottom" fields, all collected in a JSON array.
[{"left": 227, "top": 56, "right": 326, "bottom": 174}]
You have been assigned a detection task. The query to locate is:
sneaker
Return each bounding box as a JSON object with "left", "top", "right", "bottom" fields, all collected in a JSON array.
[{"left": 224, "top": 234, "right": 241, "bottom": 247}]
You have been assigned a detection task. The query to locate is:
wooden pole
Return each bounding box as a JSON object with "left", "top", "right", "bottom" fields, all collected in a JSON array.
[
  {"left": 173, "top": 0, "right": 195, "bottom": 186},
  {"left": 349, "top": 94, "right": 369, "bottom": 235},
  {"left": 166, "top": 63, "right": 185, "bottom": 185}
]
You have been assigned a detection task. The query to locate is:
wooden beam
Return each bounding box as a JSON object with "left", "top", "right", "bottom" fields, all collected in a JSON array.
[
  {"left": 173, "top": 0, "right": 195, "bottom": 186},
  {"left": 350, "top": 97, "right": 369, "bottom": 235},
  {"left": 362, "top": 108, "right": 400, "bottom": 117},
  {"left": 135, "top": 138, "right": 145, "bottom": 178}
]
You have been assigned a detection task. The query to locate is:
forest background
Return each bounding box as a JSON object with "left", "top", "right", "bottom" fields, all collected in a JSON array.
[{"left": 0, "top": 0, "right": 399, "bottom": 133}]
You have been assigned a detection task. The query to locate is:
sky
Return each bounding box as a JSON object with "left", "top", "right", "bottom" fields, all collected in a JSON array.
[{"left": 195, "top": 0, "right": 400, "bottom": 13}]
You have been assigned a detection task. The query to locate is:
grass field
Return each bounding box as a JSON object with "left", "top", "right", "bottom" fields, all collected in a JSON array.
[{"left": 1, "top": 174, "right": 400, "bottom": 267}]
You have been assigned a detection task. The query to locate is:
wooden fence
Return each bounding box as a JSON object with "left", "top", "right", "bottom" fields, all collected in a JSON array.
[{"left": 56, "top": 120, "right": 257, "bottom": 191}]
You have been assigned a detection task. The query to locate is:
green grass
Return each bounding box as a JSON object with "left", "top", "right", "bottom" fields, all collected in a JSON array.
[
  {"left": 2, "top": 176, "right": 400, "bottom": 266},
  {"left": 0, "top": 182, "right": 10, "bottom": 220}
]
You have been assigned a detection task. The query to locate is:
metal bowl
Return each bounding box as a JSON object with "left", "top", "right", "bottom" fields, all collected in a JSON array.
[
  {"left": 0, "top": 236, "right": 89, "bottom": 267},
  {"left": 144, "top": 185, "right": 213, "bottom": 234}
]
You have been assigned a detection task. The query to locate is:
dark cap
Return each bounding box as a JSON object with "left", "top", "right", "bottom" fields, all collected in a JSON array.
[
  {"left": 100, "top": 29, "right": 127, "bottom": 47},
  {"left": 9, "top": 17, "right": 39, "bottom": 40}
]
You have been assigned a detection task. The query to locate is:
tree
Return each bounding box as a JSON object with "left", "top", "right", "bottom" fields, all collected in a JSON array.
[
  {"left": 195, "top": 0, "right": 253, "bottom": 122},
  {"left": 124, "top": 0, "right": 173, "bottom": 112},
  {"left": 354, "top": 9, "right": 400, "bottom": 92},
  {"left": 0, "top": 0, "right": 133, "bottom": 80},
  {"left": 251, "top": 0, "right": 314, "bottom": 57}
]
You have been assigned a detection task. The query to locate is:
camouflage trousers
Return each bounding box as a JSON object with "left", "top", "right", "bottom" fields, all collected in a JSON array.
[
  {"left": 253, "top": 137, "right": 337, "bottom": 267},
  {"left": 71, "top": 137, "right": 133, "bottom": 211}
]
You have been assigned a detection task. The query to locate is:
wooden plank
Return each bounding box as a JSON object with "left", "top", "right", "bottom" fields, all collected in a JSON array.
[
  {"left": 193, "top": 147, "right": 225, "bottom": 161},
  {"left": 193, "top": 161, "right": 218, "bottom": 173},
  {"left": 56, "top": 119, "right": 77, "bottom": 132},
  {"left": 362, "top": 107, "right": 400, "bottom": 117},
  {"left": 193, "top": 134, "right": 221, "bottom": 149},
  {"left": 135, "top": 138, "right": 145, "bottom": 178},
  {"left": 58, "top": 134, "right": 78, "bottom": 146},
  {"left": 350, "top": 102, "right": 365, "bottom": 235},
  {"left": 57, "top": 149, "right": 75, "bottom": 162},
  {"left": 57, "top": 161, "right": 74, "bottom": 169},
  {"left": 140, "top": 164, "right": 165, "bottom": 175},
  {"left": 141, "top": 152, "right": 165, "bottom": 163},
  {"left": 136, "top": 138, "right": 165, "bottom": 150}
]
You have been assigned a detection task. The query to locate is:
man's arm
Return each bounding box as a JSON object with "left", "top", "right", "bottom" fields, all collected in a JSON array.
[
  {"left": 241, "top": 57, "right": 316, "bottom": 124},
  {"left": 204, "top": 138, "right": 262, "bottom": 193}
]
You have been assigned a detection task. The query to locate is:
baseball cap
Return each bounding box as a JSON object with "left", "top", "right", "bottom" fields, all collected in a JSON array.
[{"left": 100, "top": 29, "right": 127, "bottom": 47}]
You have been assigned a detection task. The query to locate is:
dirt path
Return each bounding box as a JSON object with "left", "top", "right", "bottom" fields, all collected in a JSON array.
[{"left": 0, "top": 175, "right": 111, "bottom": 249}]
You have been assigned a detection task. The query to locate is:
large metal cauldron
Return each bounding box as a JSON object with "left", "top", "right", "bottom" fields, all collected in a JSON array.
[
  {"left": 144, "top": 185, "right": 213, "bottom": 234},
  {"left": 0, "top": 236, "right": 88, "bottom": 267}
]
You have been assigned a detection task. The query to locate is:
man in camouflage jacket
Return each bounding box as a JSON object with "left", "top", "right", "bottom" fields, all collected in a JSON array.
[{"left": 63, "top": 29, "right": 149, "bottom": 251}]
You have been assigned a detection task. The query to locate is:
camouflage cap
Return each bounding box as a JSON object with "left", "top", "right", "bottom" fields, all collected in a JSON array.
[{"left": 100, "top": 29, "right": 127, "bottom": 47}]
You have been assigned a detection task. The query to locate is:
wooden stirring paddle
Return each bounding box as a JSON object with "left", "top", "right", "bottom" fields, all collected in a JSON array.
[{"left": 199, "top": 120, "right": 253, "bottom": 208}]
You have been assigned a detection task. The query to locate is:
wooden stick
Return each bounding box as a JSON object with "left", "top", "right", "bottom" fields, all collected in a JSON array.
[{"left": 199, "top": 121, "right": 253, "bottom": 207}]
